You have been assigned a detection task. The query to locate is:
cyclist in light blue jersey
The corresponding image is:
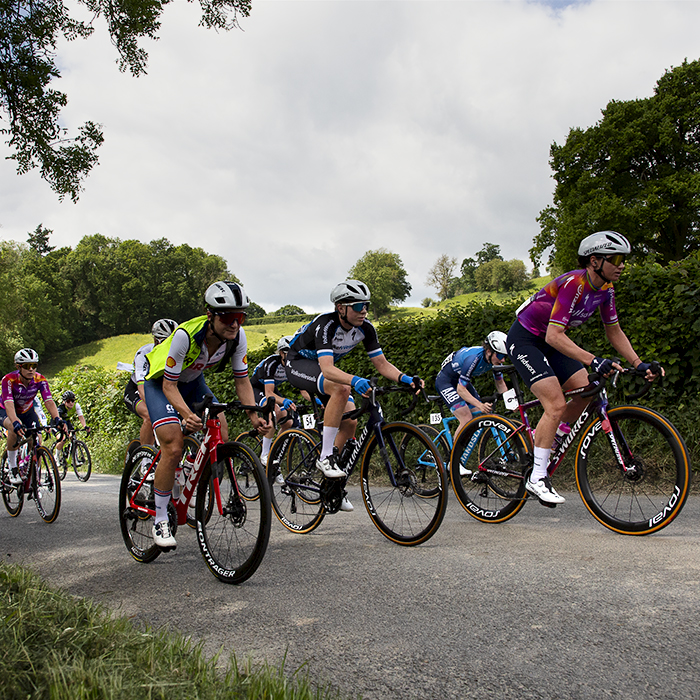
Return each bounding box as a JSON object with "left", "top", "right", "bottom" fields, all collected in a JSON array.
[{"left": 435, "top": 331, "right": 509, "bottom": 436}]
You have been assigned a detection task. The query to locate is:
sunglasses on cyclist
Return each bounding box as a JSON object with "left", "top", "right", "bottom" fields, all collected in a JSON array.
[
  {"left": 214, "top": 310, "right": 247, "bottom": 326},
  {"left": 346, "top": 302, "right": 370, "bottom": 313},
  {"left": 19, "top": 363, "right": 38, "bottom": 370},
  {"left": 602, "top": 253, "right": 626, "bottom": 266},
  {"left": 494, "top": 352, "right": 506, "bottom": 361}
]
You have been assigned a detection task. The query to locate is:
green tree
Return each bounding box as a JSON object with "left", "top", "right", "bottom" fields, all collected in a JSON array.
[
  {"left": 426, "top": 254, "right": 457, "bottom": 301},
  {"left": 27, "top": 224, "right": 55, "bottom": 256},
  {"left": 532, "top": 59, "right": 700, "bottom": 272},
  {"left": 246, "top": 301, "right": 266, "bottom": 319},
  {"left": 474, "top": 259, "right": 529, "bottom": 292},
  {"left": 272, "top": 304, "right": 305, "bottom": 317},
  {"left": 476, "top": 243, "right": 503, "bottom": 266},
  {"left": 348, "top": 248, "right": 412, "bottom": 316},
  {"left": 0, "top": 0, "right": 250, "bottom": 201}
]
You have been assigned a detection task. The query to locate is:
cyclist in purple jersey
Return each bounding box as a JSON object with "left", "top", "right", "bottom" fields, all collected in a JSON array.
[
  {"left": 507, "top": 231, "right": 662, "bottom": 505},
  {"left": 1, "top": 348, "right": 64, "bottom": 484}
]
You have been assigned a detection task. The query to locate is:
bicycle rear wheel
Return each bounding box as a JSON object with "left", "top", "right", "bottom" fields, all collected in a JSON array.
[
  {"left": 195, "top": 442, "right": 271, "bottom": 584},
  {"left": 1, "top": 451, "right": 24, "bottom": 517},
  {"left": 119, "top": 444, "right": 162, "bottom": 563},
  {"left": 267, "top": 428, "right": 325, "bottom": 534},
  {"left": 33, "top": 447, "right": 61, "bottom": 523},
  {"left": 235, "top": 430, "right": 262, "bottom": 457},
  {"left": 361, "top": 422, "right": 448, "bottom": 546},
  {"left": 72, "top": 440, "right": 92, "bottom": 481},
  {"left": 450, "top": 415, "right": 530, "bottom": 523},
  {"left": 575, "top": 405, "right": 691, "bottom": 535}
]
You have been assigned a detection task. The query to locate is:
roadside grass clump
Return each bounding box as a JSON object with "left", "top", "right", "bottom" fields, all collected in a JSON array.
[{"left": 0, "top": 563, "right": 350, "bottom": 700}]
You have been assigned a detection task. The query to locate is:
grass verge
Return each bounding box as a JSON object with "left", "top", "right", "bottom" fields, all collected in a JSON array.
[{"left": 0, "top": 563, "right": 350, "bottom": 700}]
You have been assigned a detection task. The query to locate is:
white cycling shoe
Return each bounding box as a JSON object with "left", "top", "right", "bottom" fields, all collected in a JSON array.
[
  {"left": 316, "top": 455, "right": 345, "bottom": 479},
  {"left": 153, "top": 521, "right": 177, "bottom": 550},
  {"left": 340, "top": 496, "right": 354, "bottom": 512},
  {"left": 525, "top": 477, "right": 565, "bottom": 505}
]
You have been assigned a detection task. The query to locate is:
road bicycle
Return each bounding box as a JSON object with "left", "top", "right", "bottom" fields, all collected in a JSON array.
[
  {"left": 415, "top": 392, "right": 500, "bottom": 474},
  {"left": 1, "top": 425, "right": 61, "bottom": 523},
  {"left": 119, "top": 398, "right": 273, "bottom": 584},
  {"left": 449, "top": 363, "right": 691, "bottom": 535},
  {"left": 49, "top": 426, "right": 92, "bottom": 481},
  {"left": 266, "top": 382, "right": 448, "bottom": 546}
]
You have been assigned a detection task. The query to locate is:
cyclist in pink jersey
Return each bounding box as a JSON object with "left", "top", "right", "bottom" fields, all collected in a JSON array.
[
  {"left": 1, "top": 349, "right": 64, "bottom": 484},
  {"left": 506, "top": 232, "right": 662, "bottom": 505}
]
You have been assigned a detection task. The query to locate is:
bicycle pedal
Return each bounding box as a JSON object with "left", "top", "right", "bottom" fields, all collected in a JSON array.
[{"left": 537, "top": 498, "right": 557, "bottom": 509}]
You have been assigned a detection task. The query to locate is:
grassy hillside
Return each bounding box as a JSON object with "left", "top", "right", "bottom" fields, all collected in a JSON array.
[{"left": 41, "top": 281, "right": 548, "bottom": 377}]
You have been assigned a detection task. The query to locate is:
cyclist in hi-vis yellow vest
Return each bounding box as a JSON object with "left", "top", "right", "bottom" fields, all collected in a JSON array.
[{"left": 143, "top": 281, "right": 270, "bottom": 550}]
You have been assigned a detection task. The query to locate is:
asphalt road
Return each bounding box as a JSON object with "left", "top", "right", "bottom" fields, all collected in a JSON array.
[{"left": 3, "top": 474, "right": 700, "bottom": 700}]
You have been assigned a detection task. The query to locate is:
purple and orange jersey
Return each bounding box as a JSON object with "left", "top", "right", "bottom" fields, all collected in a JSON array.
[
  {"left": 516, "top": 269, "right": 619, "bottom": 337},
  {"left": 0, "top": 371, "right": 53, "bottom": 415}
]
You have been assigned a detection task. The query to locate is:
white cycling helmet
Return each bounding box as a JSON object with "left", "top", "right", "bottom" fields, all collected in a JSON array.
[
  {"left": 205, "top": 281, "right": 250, "bottom": 310},
  {"left": 151, "top": 318, "right": 178, "bottom": 341},
  {"left": 485, "top": 331, "right": 508, "bottom": 356},
  {"left": 330, "top": 280, "right": 371, "bottom": 305},
  {"left": 578, "top": 231, "right": 631, "bottom": 258},
  {"left": 277, "top": 336, "right": 293, "bottom": 352},
  {"left": 14, "top": 348, "right": 39, "bottom": 364}
]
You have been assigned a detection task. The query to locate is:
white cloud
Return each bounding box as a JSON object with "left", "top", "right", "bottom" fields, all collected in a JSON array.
[{"left": 1, "top": 0, "right": 699, "bottom": 313}]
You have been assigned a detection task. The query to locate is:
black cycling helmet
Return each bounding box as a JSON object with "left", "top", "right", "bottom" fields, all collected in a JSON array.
[{"left": 62, "top": 390, "right": 76, "bottom": 402}]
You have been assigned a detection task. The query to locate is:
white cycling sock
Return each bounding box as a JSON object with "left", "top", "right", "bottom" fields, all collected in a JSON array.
[
  {"left": 530, "top": 446, "right": 551, "bottom": 482},
  {"left": 261, "top": 436, "right": 273, "bottom": 458},
  {"left": 154, "top": 489, "right": 172, "bottom": 524},
  {"left": 321, "top": 427, "right": 339, "bottom": 460},
  {"left": 7, "top": 449, "right": 17, "bottom": 470}
]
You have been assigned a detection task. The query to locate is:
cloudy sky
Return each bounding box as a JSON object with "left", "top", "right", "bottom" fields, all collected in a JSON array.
[{"left": 1, "top": 0, "right": 699, "bottom": 313}]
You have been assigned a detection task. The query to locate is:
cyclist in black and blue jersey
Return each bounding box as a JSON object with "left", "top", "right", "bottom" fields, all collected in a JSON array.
[
  {"left": 435, "top": 331, "right": 509, "bottom": 436},
  {"left": 251, "top": 335, "right": 297, "bottom": 465},
  {"left": 286, "top": 280, "right": 421, "bottom": 512}
]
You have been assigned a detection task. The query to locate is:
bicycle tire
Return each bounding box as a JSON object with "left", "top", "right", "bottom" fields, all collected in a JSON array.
[
  {"left": 235, "top": 430, "right": 262, "bottom": 457},
  {"left": 575, "top": 405, "right": 691, "bottom": 535},
  {"left": 72, "top": 440, "right": 92, "bottom": 481},
  {"left": 450, "top": 414, "right": 530, "bottom": 523},
  {"left": 361, "top": 422, "right": 448, "bottom": 546},
  {"left": 195, "top": 442, "right": 271, "bottom": 584},
  {"left": 119, "top": 444, "right": 162, "bottom": 563},
  {"left": 1, "top": 451, "right": 24, "bottom": 517},
  {"left": 267, "top": 428, "right": 325, "bottom": 534},
  {"left": 33, "top": 446, "right": 61, "bottom": 523}
]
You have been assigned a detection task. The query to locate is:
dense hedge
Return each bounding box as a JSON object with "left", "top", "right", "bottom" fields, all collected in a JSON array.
[{"left": 53, "top": 255, "right": 700, "bottom": 474}]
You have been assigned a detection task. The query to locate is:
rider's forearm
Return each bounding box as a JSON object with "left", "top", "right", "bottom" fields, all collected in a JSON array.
[
  {"left": 44, "top": 399, "right": 59, "bottom": 420},
  {"left": 162, "top": 381, "right": 195, "bottom": 422},
  {"left": 318, "top": 358, "right": 354, "bottom": 386},
  {"left": 605, "top": 324, "right": 642, "bottom": 368}
]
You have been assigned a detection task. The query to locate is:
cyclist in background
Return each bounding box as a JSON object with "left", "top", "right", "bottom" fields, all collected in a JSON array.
[
  {"left": 0, "top": 349, "right": 64, "bottom": 485},
  {"left": 143, "top": 281, "right": 270, "bottom": 550},
  {"left": 435, "top": 331, "right": 509, "bottom": 436},
  {"left": 123, "top": 319, "right": 178, "bottom": 446},
  {"left": 251, "top": 335, "right": 297, "bottom": 466},
  {"left": 52, "top": 390, "right": 91, "bottom": 466},
  {"left": 286, "top": 280, "right": 421, "bottom": 512},
  {"left": 506, "top": 231, "right": 662, "bottom": 506}
]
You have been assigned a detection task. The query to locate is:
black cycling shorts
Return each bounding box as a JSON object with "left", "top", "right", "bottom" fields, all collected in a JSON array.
[
  {"left": 123, "top": 379, "right": 143, "bottom": 415},
  {"left": 506, "top": 320, "right": 584, "bottom": 389}
]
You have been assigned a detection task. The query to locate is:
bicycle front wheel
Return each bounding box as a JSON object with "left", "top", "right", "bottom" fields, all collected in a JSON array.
[
  {"left": 72, "top": 440, "right": 92, "bottom": 481},
  {"left": 361, "top": 422, "right": 448, "bottom": 546},
  {"left": 235, "top": 430, "right": 262, "bottom": 457},
  {"left": 33, "top": 447, "right": 61, "bottom": 523},
  {"left": 267, "top": 428, "right": 325, "bottom": 534},
  {"left": 196, "top": 443, "right": 271, "bottom": 584},
  {"left": 450, "top": 415, "right": 530, "bottom": 524},
  {"left": 118, "top": 444, "right": 161, "bottom": 563},
  {"left": 575, "top": 405, "right": 691, "bottom": 535},
  {"left": 1, "top": 451, "right": 24, "bottom": 517}
]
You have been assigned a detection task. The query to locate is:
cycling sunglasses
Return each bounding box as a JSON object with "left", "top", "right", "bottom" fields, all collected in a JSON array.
[
  {"left": 346, "top": 302, "right": 370, "bottom": 313},
  {"left": 214, "top": 310, "right": 247, "bottom": 326},
  {"left": 19, "top": 363, "right": 38, "bottom": 370},
  {"left": 602, "top": 253, "right": 626, "bottom": 266}
]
